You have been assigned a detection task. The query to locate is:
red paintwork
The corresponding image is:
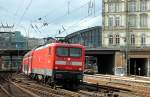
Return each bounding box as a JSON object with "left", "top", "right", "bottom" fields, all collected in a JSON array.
[
  {"left": 22, "top": 43, "right": 85, "bottom": 75},
  {"left": 22, "top": 50, "right": 34, "bottom": 73}
]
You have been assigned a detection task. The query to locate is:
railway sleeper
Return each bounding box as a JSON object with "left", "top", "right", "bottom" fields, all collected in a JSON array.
[{"left": 29, "top": 73, "right": 81, "bottom": 90}]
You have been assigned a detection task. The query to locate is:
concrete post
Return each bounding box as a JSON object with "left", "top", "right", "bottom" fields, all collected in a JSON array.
[
  {"left": 10, "top": 55, "right": 13, "bottom": 70},
  {"left": 147, "top": 58, "right": 150, "bottom": 77},
  {"left": 114, "top": 52, "right": 125, "bottom": 76}
]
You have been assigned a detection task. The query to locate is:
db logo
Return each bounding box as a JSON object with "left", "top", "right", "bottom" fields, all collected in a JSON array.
[{"left": 66, "top": 61, "right": 72, "bottom": 65}]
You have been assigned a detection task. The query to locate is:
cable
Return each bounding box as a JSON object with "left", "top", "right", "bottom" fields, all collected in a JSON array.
[
  {"left": 18, "top": 0, "right": 33, "bottom": 25},
  {"left": 31, "top": 0, "right": 90, "bottom": 30},
  {"left": 36, "top": 0, "right": 88, "bottom": 20},
  {"left": 0, "top": 6, "right": 18, "bottom": 22},
  {"left": 33, "top": 3, "right": 100, "bottom": 38},
  {"left": 53, "top": 15, "right": 90, "bottom": 37},
  {"left": 34, "top": 24, "right": 42, "bottom": 33},
  {"left": 47, "top": 2, "right": 89, "bottom": 24},
  {"left": 59, "top": 1, "right": 101, "bottom": 35},
  {"left": 13, "top": 0, "right": 26, "bottom": 25},
  {"left": 30, "top": 24, "right": 39, "bottom": 34},
  {"left": 53, "top": 8, "right": 100, "bottom": 38},
  {"left": 14, "top": 0, "right": 26, "bottom": 16},
  {"left": 28, "top": 0, "right": 99, "bottom": 38}
]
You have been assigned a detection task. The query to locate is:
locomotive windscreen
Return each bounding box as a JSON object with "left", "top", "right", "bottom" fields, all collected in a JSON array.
[
  {"left": 56, "top": 47, "right": 82, "bottom": 57},
  {"left": 70, "top": 48, "right": 81, "bottom": 57},
  {"left": 56, "top": 47, "right": 68, "bottom": 56}
]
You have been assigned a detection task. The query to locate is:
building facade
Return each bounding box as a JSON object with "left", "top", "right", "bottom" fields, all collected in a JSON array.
[
  {"left": 102, "top": 0, "right": 150, "bottom": 48},
  {"left": 0, "top": 31, "right": 27, "bottom": 50},
  {"left": 65, "top": 26, "right": 102, "bottom": 48},
  {"left": 27, "top": 38, "right": 44, "bottom": 49},
  {"left": 102, "top": 0, "right": 150, "bottom": 76},
  {"left": 0, "top": 30, "right": 27, "bottom": 71}
]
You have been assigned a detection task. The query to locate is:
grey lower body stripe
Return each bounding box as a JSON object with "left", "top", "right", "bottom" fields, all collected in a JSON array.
[{"left": 32, "top": 69, "right": 53, "bottom": 76}]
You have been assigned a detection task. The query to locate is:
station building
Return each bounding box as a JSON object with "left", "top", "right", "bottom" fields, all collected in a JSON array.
[
  {"left": 65, "top": 26, "right": 118, "bottom": 75},
  {"left": 65, "top": 26, "right": 102, "bottom": 48},
  {"left": 102, "top": 0, "right": 150, "bottom": 76},
  {"left": 0, "top": 24, "right": 28, "bottom": 71},
  {"left": 66, "top": 0, "right": 150, "bottom": 77}
]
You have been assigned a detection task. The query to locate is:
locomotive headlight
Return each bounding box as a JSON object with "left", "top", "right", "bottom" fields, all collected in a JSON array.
[
  {"left": 79, "top": 68, "right": 82, "bottom": 71},
  {"left": 55, "top": 66, "right": 58, "bottom": 70}
]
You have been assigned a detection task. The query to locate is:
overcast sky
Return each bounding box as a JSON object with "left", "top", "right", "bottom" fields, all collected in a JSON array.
[{"left": 0, "top": 0, "right": 102, "bottom": 38}]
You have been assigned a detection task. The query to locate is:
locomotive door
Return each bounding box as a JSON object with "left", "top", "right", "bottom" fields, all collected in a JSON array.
[
  {"left": 28, "top": 56, "right": 32, "bottom": 74},
  {"left": 25, "top": 55, "right": 32, "bottom": 75}
]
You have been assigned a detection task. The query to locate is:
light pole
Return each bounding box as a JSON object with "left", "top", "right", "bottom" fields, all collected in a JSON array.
[
  {"left": 16, "top": 44, "right": 19, "bottom": 72},
  {"left": 16, "top": 25, "right": 28, "bottom": 50},
  {"left": 138, "top": 67, "right": 141, "bottom": 76},
  {"left": 125, "top": 0, "right": 129, "bottom": 76}
]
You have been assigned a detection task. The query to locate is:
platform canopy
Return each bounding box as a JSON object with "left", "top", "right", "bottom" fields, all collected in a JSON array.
[{"left": 0, "top": 49, "right": 29, "bottom": 56}]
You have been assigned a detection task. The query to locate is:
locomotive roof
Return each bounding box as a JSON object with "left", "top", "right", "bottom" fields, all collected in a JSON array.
[
  {"left": 34, "top": 43, "right": 84, "bottom": 51},
  {"left": 24, "top": 50, "right": 34, "bottom": 57},
  {"left": 50, "top": 43, "right": 84, "bottom": 47}
]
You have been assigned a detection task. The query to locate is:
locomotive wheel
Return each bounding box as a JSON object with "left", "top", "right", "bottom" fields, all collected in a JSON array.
[{"left": 51, "top": 82, "right": 56, "bottom": 89}]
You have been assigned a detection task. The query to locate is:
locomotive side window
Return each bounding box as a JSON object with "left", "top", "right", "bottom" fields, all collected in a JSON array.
[
  {"left": 56, "top": 47, "right": 68, "bottom": 56},
  {"left": 70, "top": 48, "right": 81, "bottom": 57}
]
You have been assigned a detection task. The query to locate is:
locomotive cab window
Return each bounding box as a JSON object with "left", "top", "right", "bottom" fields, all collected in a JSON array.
[
  {"left": 56, "top": 47, "right": 68, "bottom": 56},
  {"left": 70, "top": 48, "right": 82, "bottom": 57}
]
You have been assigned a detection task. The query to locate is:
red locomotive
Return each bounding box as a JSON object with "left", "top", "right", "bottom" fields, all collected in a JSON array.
[{"left": 22, "top": 43, "right": 85, "bottom": 87}]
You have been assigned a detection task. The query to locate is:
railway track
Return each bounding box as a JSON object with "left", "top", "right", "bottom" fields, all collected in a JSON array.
[
  {"left": 14, "top": 80, "right": 110, "bottom": 97},
  {"left": 0, "top": 73, "right": 35, "bottom": 97},
  {"left": 0, "top": 73, "right": 66, "bottom": 97},
  {"left": 0, "top": 84, "right": 13, "bottom": 97},
  {"left": 2, "top": 73, "right": 144, "bottom": 97},
  {"left": 12, "top": 73, "right": 85, "bottom": 97},
  {"left": 84, "top": 74, "right": 150, "bottom": 97},
  {"left": 79, "top": 82, "right": 138, "bottom": 97},
  {"left": 13, "top": 73, "right": 131, "bottom": 97},
  {"left": 13, "top": 81, "right": 82, "bottom": 97},
  {"left": 13, "top": 73, "right": 119, "bottom": 97}
]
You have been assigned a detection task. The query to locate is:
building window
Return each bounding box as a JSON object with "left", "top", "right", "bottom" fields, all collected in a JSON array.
[
  {"left": 108, "top": 0, "right": 113, "bottom": 2},
  {"left": 109, "top": 17, "right": 113, "bottom": 27},
  {"left": 109, "top": 3, "right": 115, "bottom": 12},
  {"left": 140, "top": 0, "right": 147, "bottom": 11},
  {"left": 141, "top": 34, "right": 146, "bottom": 46},
  {"left": 115, "top": 35, "right": 120, "bottom": 45},
  {"left": 115, "top": 17, "right": 120, "bottom": 27},
  {"left": 140, "top": 14, "right": 148, "bottom": 27},
  {"left": 109, "top": 35, "right": 113, "bottom": 45},
  {"left": 130, "top": 34, "right": 135, "bottom": 45},
  {"left": 115, "top": 3, "right": 120, "bottom": 12},
  {"left": 128, "top": 1, "right": 136, "bottom": 12},
  {"left": 129, "top": 15, "right": 136, "bottom": 27}
]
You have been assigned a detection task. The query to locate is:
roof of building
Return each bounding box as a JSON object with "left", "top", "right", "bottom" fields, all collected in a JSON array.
[{"left": 65, "top": 26, "right": 101, "bottom": 39}]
